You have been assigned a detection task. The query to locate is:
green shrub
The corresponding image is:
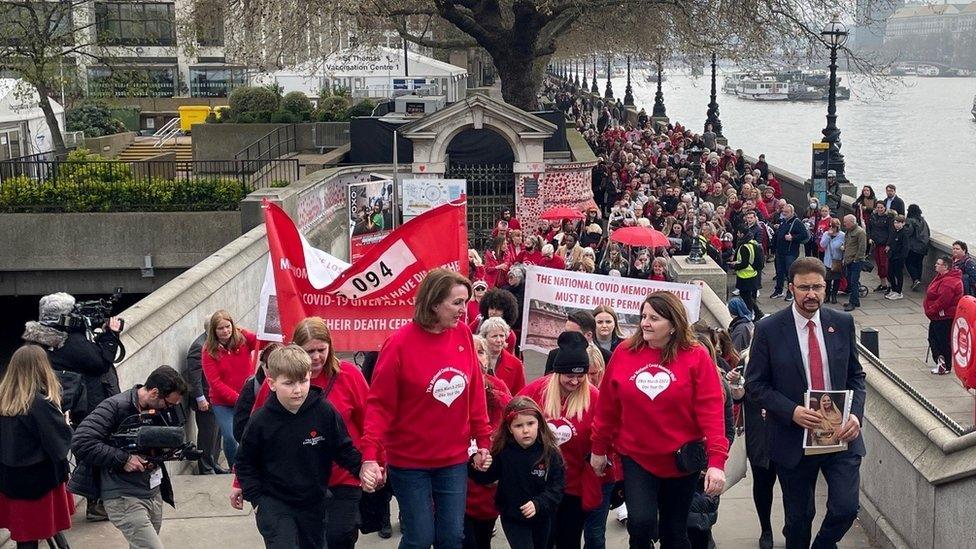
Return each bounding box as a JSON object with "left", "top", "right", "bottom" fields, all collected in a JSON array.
[
  {"left": 346, "top": 99, "right": 376, "bottom": 118},
  {"left": 228, "top": 86, "right": 280, "bottom": 117},
  {"left": 66, "top": 101, "right": 127, "bottom": 137},
  {"left": 269, "top": 110, "right": 299, "bottom": 123},
  {"left": 314, "top": 95, "right": 349, "bottom": 122},
  {"left": 236, "top": 112, "right": 255, "bottom": 124},
  {"left": 270, "top": 179, "right": 291, "bottom": 188},
  {"left": 205, "top": 112, "right": 219, "bottom": 123},
  {"left": 281, "top": 91, "right": 313, "bottom": 115}
]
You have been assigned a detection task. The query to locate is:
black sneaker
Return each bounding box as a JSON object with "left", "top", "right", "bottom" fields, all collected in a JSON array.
[
  {"left": 843, "top": 303, "right": 857, "bottom": 312},
  {"left": 785, "top": 294, "right": 794, "bottom": 302},
  {"left": 912, "top": 280, "right": 922, "bottom": 291},
  {"left": 874, "top": 285, "right": 889, "bottom": 293},
  {"left": 769, "top": 291, "right": 784, "bottom": 299}
]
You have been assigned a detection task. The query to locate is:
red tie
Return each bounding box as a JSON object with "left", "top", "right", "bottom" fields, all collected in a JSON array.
[{"left": 807, "top": 320, "right": 825, "bottom": 390}]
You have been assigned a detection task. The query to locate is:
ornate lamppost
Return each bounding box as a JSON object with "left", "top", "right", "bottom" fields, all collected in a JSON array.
[
  {"left": 624, "top": 55, "right": 634, "bottom": 106},
  {"left": 705, "top": 52, "right": 723, "bottom": 137},
  {"left": 685, "top": 145, "right": 707, "bottom": 264},
  {"left": 604, "top": 54, "right": 614, "bottom": 99},
  {"left": 581, "top": 57, "right": 589, "bottom": 90},
  {"left": 652, "top": 51, "right": 666, "bottom": 118},
  {"left": 591, "top": 54, "right": 599, "bottom": 93},
  {"left": 821, "top": 15, "right": 848, "bottom": 184}
]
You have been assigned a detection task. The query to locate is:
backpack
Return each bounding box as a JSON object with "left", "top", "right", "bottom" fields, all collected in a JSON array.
[
  {"left": 748, "top": 240, "right": 764, "bottom": 273},
  {"left": 791, "top": 218, "right": 811, "bottom": 245}
]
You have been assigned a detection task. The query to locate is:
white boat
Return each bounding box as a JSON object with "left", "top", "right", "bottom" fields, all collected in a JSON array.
[
  {"left": 722, "top": 73, "right": 744, "bottom": 95},
  {"left": 735, "top": 76, "right": 789, "bottom": 101},
  {"left": 917, "top": 65, "right": 940, "bottom": 77}
]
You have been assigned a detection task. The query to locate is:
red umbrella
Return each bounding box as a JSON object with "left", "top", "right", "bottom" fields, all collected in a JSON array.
[
  {"left": 609, "top": 226, "right": 670, "bottom": 248},
  {"left": 539, "top": 206, "right": 585, "bottom": 221}
]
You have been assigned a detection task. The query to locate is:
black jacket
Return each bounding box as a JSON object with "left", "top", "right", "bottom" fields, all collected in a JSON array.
[
  {"left": 887, "top": 227, "right": 909, "bottom": 261},
  {"left": 0, "top": 394, "right": 72, "bottom": 499},
  {"left": 22, "top": 321, "right": 120, "bottom": 421},
  {"left": 183, "top": 332, "right": 209, "bottom": 410},
  {"left": 469, "top": 439, "right": 565, "bottom": 522},
  {"left": 773, "top": 217, "right": 808, "bottom": 256},
  {"left": 235, "top": 386, "right": 362, "bottom": 506},
  {"left": 70, "top": 387, "right": 175, "bottom": 506},
  {"left": 866, "top": 211, "right": 893, "bottom": 246},
  {"left": 233, "top": 370, "right": 266, "bottom": 443}
]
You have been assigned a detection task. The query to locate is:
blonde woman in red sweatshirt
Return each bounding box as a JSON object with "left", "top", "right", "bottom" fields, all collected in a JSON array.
[
  {"left": 361, "top": 269, "right": 493, "bottom": 548},
  {"left": 201, "top": 309, "right": 257, "bottom": 468},
  {"left": 518, "top": 331, "right": 600, "bottom": 549},
  {"left": 590, "top": 291, "right": 728, "bottom": 549}
]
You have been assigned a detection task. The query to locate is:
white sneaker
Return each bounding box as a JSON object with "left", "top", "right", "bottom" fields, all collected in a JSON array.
[
  {"left": 616, "top": 503, "right": 628, "bottom": 522},
  {"left": 886, "top": 292, "right": 904, "bottom": 300},
  {"left": 731, "top": 289, "right": 740, "bottom": 296}
]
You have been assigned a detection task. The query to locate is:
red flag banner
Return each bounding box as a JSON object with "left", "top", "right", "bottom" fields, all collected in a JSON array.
[{"left": 264, "top": 198, "right": 468, "bottom": 350}]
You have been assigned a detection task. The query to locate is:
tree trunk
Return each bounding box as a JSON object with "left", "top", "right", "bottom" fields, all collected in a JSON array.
[
  {"left": 34, "top": 82, "right": 67, "bottom": 158},
  {"left": 493, "top": 51, "right": 546, "bottom": 111}
]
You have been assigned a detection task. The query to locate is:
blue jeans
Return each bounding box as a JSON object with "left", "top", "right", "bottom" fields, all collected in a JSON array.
[
  {"left": 774, "top": 253, "right": 797, "bottom": 293},
  {"left": 845, "top": 262, "right": 863, "bottom": 307},
  {"left": 582, "top": 482, "right": 614, "bottom": 549},
  {"left": 389, "top": 463, "right": 467, "bottom": 549},
  {"left": 211, "top": 405, "right": 238, "bottom": 467}
]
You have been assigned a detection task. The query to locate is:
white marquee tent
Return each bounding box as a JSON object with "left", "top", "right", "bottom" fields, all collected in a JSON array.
[
  {"left": 264, "top": 47, "right": 468, "bottom": 103},
  {"left": 0, "top": 78, "right": 66, "bottom": 160}
]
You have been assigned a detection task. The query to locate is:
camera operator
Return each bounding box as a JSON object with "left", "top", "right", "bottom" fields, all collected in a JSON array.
[
  {"left": 69, "top": 365, "right": 188, "bottom": 549},
  {"left": 22, "top": 292, "right": 122, "bottom": 426}
]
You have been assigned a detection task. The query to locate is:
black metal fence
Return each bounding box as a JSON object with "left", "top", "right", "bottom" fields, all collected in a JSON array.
[
  {"left": 445, "top": 162, "right": 515, "bottom": 251},
  {"left": 235, "top": 124, "right": 299, "bottom": 173},
  {"left": 0, "top": 158, "right": 300, "bottom": 212}
]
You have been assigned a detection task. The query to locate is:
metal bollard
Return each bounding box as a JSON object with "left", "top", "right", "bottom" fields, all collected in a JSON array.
[{"left": 860, "top": 328, "right": 880, "bottom": 358}]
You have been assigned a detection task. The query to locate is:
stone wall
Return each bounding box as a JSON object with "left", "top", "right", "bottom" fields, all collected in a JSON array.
[
  {"left": 83, "top": 131, "right": 137, "bottom": 158},
  {"left": 192, "top": 123, "right": 317, "bottom": 161}
]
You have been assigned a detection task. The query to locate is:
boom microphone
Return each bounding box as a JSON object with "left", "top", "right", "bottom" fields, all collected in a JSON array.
[{"left": 135, "top": 426, "right": 186, "bottom": 449}]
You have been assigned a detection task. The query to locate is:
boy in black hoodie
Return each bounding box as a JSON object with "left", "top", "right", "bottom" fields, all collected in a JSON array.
[{"left": 234, "top": 345, "right": 362, "bottom": 549}]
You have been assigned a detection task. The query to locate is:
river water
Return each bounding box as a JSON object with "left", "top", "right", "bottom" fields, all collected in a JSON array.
[{"left": 611, "top": 72, "right": 976, "bottom": 242}]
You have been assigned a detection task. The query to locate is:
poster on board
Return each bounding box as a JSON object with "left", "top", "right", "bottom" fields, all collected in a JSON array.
[
  {"left": 519, "top": 265, "right": 703, "bottom": 354},
  {"left": 401, "top": 178, "right": 466, "bottom": 219},
  {"left": 348, "top": 179, "right": 394, "bottom": 263}
]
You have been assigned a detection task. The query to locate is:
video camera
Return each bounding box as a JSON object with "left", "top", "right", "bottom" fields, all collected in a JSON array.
[
  {"left": 58, "top": 287, "right": 125, "bottom": 334},
  {"left": 109, "top": 407, "right": 203, "bottom": 467}
]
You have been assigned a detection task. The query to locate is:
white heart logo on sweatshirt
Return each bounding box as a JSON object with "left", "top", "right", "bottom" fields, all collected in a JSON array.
[
  {"left": 432, "top": 375, "right": 466, "bottom": 407},
  {"left": 635, "top": 371, "right": 671, "bottom": 400},
  {"left": 547, "top": 422, "right": 574, "bottom": 446}
]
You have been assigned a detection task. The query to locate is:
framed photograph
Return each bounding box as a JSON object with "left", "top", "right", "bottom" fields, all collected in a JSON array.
[{"left": 802, "top": 389, "right": 853, "bottom": 455}]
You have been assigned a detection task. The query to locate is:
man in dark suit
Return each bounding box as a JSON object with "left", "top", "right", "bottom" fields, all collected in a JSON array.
[
  {"left": 883, "top": 184, "right": 905, "bottom": 216},
  {"left": 746, "top": 257, "right": 866, "bottom": 549},
  {"left": 184, "top": 329, "right": 227, "bottom": 474},
  {"left": 544, "top": 310, "right": 611, "bottom": 374}
]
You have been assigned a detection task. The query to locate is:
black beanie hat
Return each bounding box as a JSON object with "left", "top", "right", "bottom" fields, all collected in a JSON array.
[{"left": 552, "top": 331, "right": 590, "bottom": 375}]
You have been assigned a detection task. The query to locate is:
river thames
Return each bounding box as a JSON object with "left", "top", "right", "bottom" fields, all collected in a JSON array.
[{"left": 613, "top": 72, "right": 976, "bottom": 242}]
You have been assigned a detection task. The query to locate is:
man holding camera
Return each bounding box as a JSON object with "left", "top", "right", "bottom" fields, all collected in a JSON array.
[
  {"left": 22, "top": 292, "right": 123, "bottom": 521},
  {"left": 70, "top": 366, "right": 188, "bottom": 549}
]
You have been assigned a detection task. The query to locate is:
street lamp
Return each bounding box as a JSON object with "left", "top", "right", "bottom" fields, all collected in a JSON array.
[
  {"left": 705, "top": 52, "right": 723, "bottom": 137},
  {"left": 652, "top": 52, "right": 666, "bottom": 118},
  {"left": 685, "top": 145, "right": 707, "bottom": 264},
  {"left": 581, "top": 57, "right": 589, "bottom": 90},
  {"left": 624, "top": 55, "right": 634, "bottom": 106},
  {"left": 591, "top": 54, "right": 599, "bottom": 93},
  {"left": 605, "top": 54, "right": 614, "bottom": 99},
  {"left": 821, "top": 14, "right": 848, "bottom": 184},
  {"left": 574, "top": 59, "right": 580, "bottom": 88}
]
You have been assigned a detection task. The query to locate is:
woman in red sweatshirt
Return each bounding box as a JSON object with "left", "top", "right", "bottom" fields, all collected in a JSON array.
[
  {"left": 464, "top": 335, "right": 513, "bottom": 549},
  {"left": 479, "top": 317, "right": 526, "bottom": 394},
  {"left": 590, "top": 291, "right": 728, "bottom": 548},
  {"left": 924, "top": 256, "right": 964, "bottom": 375},
  {"left": 201, "top": 309, "right": 257, "bottom": 467},
  {"left": 360, "top": 269, "right": 493, "bottom": 548},
  {"left": 518, "top": 331, "right": 600, "bottom": 549}
]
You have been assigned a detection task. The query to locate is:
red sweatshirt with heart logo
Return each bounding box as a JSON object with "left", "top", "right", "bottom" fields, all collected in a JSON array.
[
  {"left": 591, "top": 342, "right": 728, "bottom": 478},
  {"left": 362, "top": 321, "right": 492, "bottom": 468},
  {"left": 519, "top": 375, "right": 599, "bottom": 499}
]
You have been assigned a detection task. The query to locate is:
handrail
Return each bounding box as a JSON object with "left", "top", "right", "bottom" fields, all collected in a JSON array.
[
  {"left": 235, "top": 124, "right": 297, "bottom": 161},
  {"left": 153, "top": 118, "right": 181, "bottom": 148}
]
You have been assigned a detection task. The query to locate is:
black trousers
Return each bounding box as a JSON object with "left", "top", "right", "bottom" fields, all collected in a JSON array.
[
  {"left": 255, "top": 496, "right": 327, "bottom": 549},
  {"left": 622, "top": 456, "right": 698, "bottom": 549},
  {"left": 325, "top": 486, "right": 362, "bottom": 549},
  {"left": 928, "top": 318, "right": 953, "bottom": 367},
  {"left": 194, "top": 407, "right": 221, "bottom": 473},
  {"left": 906, "top": 251, "right": 925, "bottom": 283},
  {"left": 463, "top": 516, "right": 496, "bottom": 549},
  {"left": 738, "top": 284, "right": 762, "bottom": 319},
  {"left": 750, "top": 461, "right": 778, "bottom": 533},
  {"left": 550, "top": 494, "right": 584, "bottom": 549},
  {"left": 777, "top": 452, "right": 861, "bottom": 549},
  {"left": 887, "top": 257, "right": 905, "bottom": 293},
  {"left": 501, "top": 516, "right": 552, "bottom": 549}
]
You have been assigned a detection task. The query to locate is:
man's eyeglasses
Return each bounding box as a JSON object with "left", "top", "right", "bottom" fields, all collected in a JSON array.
[{"left": 793, "top": 284, "right": 826, "bottom": 293}]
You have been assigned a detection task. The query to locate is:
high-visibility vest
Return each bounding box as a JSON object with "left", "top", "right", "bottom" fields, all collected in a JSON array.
[{"left": 736, "top": 241, "right": 759, "bottom": 279}]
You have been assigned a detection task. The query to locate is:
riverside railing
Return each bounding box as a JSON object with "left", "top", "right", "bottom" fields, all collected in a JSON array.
[{"left": 0, "top": 157, "right": 300, "bottom": 212}]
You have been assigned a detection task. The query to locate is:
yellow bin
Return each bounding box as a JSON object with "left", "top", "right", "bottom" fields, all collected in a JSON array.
[{"left": 178, "top": 105, "right": 212, "bottom": 133}]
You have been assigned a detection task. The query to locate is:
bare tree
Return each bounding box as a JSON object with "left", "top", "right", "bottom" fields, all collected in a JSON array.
[{"left": 206, "top": 0, "right": 893, "bottom": 111}]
